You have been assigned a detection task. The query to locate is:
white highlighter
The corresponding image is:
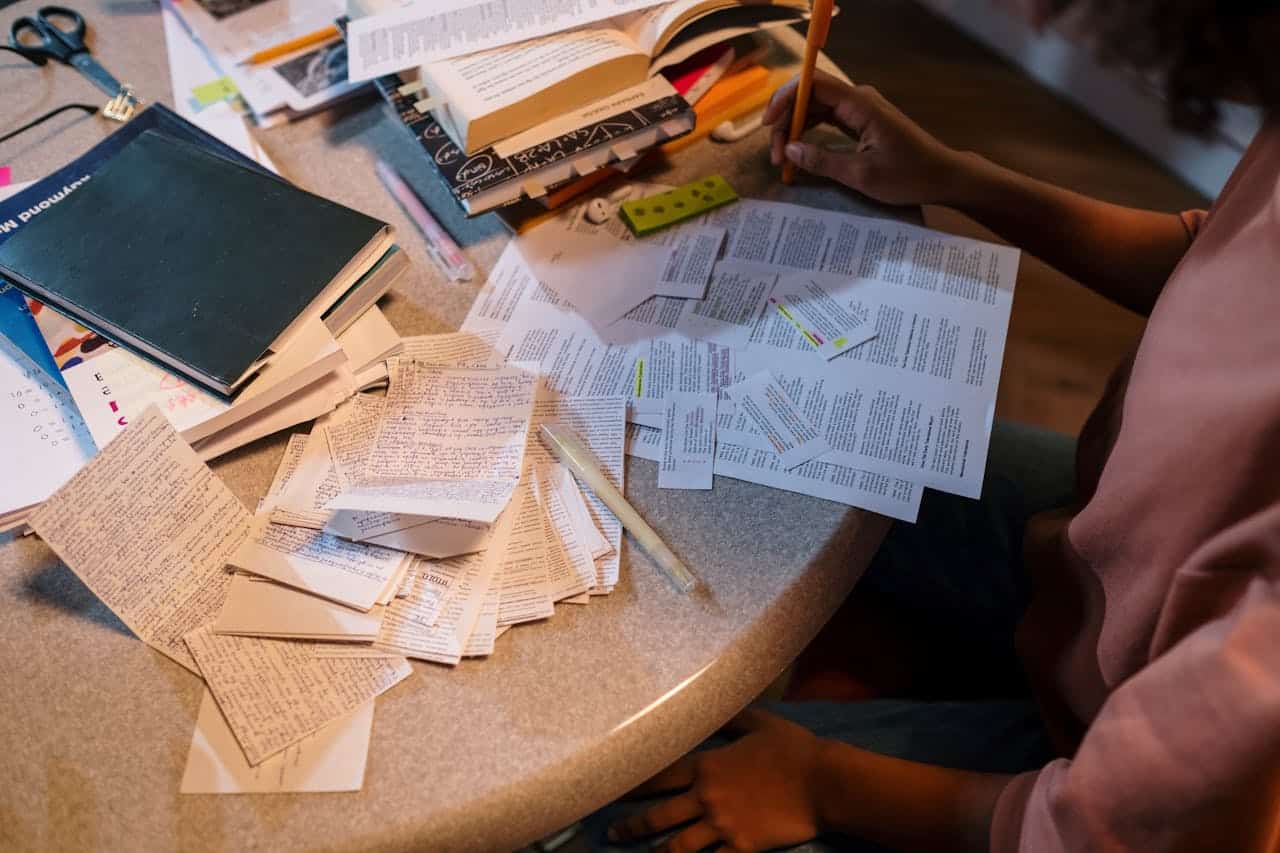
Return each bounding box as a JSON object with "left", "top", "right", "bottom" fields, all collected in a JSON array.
[{"left": 539, "top": 422, "right": 700, "bottom": 594}]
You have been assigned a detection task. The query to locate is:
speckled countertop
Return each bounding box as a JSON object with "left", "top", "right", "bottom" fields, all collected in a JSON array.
[{"left": 0, "top": 10, "right": 907, "bottom": 850}]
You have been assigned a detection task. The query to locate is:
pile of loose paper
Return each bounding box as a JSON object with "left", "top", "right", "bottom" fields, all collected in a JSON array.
[
  {"left": 27, "top": 329, "right": 627, "bottom": 794},
  {"left": 469, "top": 183, "right": 1022, "bottom": 525}
]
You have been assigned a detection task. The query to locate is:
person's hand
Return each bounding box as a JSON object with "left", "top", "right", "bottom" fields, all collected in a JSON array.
[
  {"left": 607, "top": 708, "right": 827, "bottom": 853},
  {"left": 762, "top": 71, "right": 971, "bottom": 207}
]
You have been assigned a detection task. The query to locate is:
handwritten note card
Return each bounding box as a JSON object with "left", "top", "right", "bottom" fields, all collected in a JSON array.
[
  {"left": 28, "top": 406, "right": 249, "bottom": 672},
  {"left": 330, "top": 361, "right": 536, "bottom": 522},
  {"left": 184, "top": 625, "right": 411, "bottom": 766}
]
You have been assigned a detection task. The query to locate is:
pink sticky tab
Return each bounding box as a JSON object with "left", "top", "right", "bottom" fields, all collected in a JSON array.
[{"left": 0, "top": 166, "right": 10, "bottom": 187}]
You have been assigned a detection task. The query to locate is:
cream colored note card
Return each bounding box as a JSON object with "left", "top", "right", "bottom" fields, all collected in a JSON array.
[
  {"left": 213, "top": 574, "right": 384, "bottom": 641},
  {"left": 398, "top": 330, "right": 504, "bottom": 368},
  {"left": 329, "top": 362, "right": 536, "bottom": 522},
  {"left": 180, "top": 690, "right": 374, "bottom": 794},
  {"left": 28, "top": 405, "right": 250, "bottom": 673},
  {"left": 184, "top": 626, "right": 411, "bottom": 766},
  {"left": 229, "top": 513, "right": 410, "bottom": 612}
]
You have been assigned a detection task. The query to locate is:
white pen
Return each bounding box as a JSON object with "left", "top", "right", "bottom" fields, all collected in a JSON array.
[
  {"left": 374, "top": 159, "right": 474, "bottom": 283},
  {"left": 539, "top": 422, "right": 700, "bottom": 594}
]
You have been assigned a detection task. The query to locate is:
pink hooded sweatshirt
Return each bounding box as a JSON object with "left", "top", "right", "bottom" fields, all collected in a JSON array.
[{"left": 989, "top": 111, "right": 1280, "bottom": 850}]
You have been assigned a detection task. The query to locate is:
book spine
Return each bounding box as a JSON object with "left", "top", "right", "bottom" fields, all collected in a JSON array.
[{"left": 372, "top": 74, "right": 694, "bottom": 212}]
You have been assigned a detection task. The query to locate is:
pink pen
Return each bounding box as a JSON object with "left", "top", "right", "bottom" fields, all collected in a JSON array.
[{"left": 374, "top": 159, "right": 474, "bottom": 282}]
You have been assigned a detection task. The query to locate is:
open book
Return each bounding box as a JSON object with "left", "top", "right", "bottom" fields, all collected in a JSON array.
[{"left": 423, "top": 0, "right": 810, "bottom": 154}]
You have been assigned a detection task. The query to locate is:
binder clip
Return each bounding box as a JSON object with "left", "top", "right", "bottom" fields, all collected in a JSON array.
[{"left": 103, "top": 85, "right": 141, "bottom": 123}]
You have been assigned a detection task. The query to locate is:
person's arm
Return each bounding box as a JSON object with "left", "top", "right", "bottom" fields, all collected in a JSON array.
[
  {"left": 762, "top": 73, "right": 1196, "bottom": 316},
  {"left": 811, "top": 740, "right": 1010, "bottom": 852},
  {"left": 939, "top": 155, "right": 1193, "bottom": 316},
  {"left": 608, "top": 709, "right": 1012, "bottom": 853}
]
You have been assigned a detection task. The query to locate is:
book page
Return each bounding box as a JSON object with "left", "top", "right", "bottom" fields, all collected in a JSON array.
[
  {"left": 181, "top": 690, "right": 373, "bottom": 794},
  {"left": 531, "top": 464, "right": 595, "bottom": 599},
  {"left": 767, "top": 273, "right": 878, "bottom": 360},
  {"left": 329, "top": 362, "right": 536, "bottom": 521},
  {"left": 475, "top": 247, "right": 737, "bottom": 430},
  {"left": 462, "top": 561, "right": 504, "bottom": 657},
  {"left": 524, "top": 394, "right": 627, "bottom": 589},
  {"left": 347, "top": 0, "right": 667, "bottom": 81},
  {"left": 363, "top": 549, "right": 497, "bottom": 666},
  {"left": 28, "top": 406, "right": 249, "bottom": 673},
  {"left": 616, "top": 0, "right": 807, "bottom": 54},
  {"left": 495, "top": 482, "right": 554, "bottom": 626},
  {"left": 184, "top": 626, "right": 411, "bottom": 766},
  {"left": 394, "top": 557, "right": 464, "bottom": 627},
  {"left": 0, "top": 335, "right": 94, "bottom": 521},
  {"left": 546, "top": 462, "right": 613, "bottom": 559},
  {"left": 631, "top": 333, "right": 737, "bottom": 424},
  {"left": 659, "top": 391, "right": 716, "bottom": 489},
  {"left": 721, "top": 370, "right": 831, "bottom": 469},
  {"left": 187, "top": 366, "right": 351, "bottom": 462},
  {"left": 421, "top": 26, "right": 646, "bottom": 149}
]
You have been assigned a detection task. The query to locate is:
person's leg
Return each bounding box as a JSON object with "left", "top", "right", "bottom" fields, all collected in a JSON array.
[
  {"left": 859, "top": 420, "right": 1075, "bottom": 629},
  {"left": 835, "top": 421, "right": 1076, "bottom": 696}
]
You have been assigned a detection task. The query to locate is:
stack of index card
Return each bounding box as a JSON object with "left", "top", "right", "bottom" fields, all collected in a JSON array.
[{"left": 23, "top": 330, "right": 628, "bottom": 795}]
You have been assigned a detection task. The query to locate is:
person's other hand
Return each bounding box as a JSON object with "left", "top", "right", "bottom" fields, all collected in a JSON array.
[
  {"left": 607, "top": 708, "right": 826, "bottom": 853},
  {"left": 763, "top": 71, "right": 969, "bottom": 206}
]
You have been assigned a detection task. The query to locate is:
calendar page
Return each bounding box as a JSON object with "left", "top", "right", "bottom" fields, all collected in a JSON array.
[{"left": 0, "top": 335, "right": 96, "bottom": 521}]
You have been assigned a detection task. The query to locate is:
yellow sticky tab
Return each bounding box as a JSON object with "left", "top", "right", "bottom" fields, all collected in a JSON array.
[
  {"left": 191, "top": 77, "right": 240, "bottom": 108},
  {"left": 620, "top": 175, "right": 738, "bottom": 237}
]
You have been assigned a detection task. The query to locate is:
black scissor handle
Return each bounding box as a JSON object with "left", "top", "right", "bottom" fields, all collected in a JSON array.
[
  {"left": 9, "top": 16, "right": 62, "bottom": 61},
  {"left": 36, "top": 6, "right": 87, "bottom": 51}
]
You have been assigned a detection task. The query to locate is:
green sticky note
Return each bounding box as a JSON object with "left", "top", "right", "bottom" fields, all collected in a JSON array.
[
  {"left": 191, "top": 76, "right": 240, "bottom": 108},
  {"left": 620, "top": 175, "right": 738, "bottom": 237}
]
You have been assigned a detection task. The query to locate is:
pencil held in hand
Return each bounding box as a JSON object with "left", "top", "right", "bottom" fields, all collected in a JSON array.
[{"left": 782, "top": 0, "right": 836, "bottom": 185}]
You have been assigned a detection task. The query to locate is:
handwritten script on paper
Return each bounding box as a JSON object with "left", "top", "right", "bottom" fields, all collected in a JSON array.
[
  {"left": 29, "top": 406, "right": 249, "bottom": 672},
  {"left": 181, "top": 690, "right": 374, "bottom": 794},
  {"left": 184, "top": 625, "right": 411, "bottom": 766},
  {"left": 330, "top": 361, "right": 536, "bottom": 521}
]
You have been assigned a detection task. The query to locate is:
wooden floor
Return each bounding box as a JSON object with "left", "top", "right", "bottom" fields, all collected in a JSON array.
[{"left": 822, "top": 0, "right": 1209, "bottom": 436}]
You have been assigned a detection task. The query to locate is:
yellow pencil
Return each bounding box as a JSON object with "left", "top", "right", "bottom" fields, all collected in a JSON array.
[
  {"left": 237, "top": 24, "right": 341, "bottom": 66},
  {"left": 782, "top": 0, "right": 836, "bottom": 185}
]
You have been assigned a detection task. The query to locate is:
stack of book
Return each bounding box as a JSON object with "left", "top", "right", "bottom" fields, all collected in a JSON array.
[
  {"left": 347, "top": 0, "right": 813, "bottom": 217},
  {"left": 0, "top": 105, "right": 409, "bottom": 532}
]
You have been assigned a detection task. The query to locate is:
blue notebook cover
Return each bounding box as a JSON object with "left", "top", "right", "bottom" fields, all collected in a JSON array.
[
  {"left": 0, "top": 104, "right": 273, "bottom": 386},
  {"left": 0, "top": 284, "right": 62, "bottom": 386}
]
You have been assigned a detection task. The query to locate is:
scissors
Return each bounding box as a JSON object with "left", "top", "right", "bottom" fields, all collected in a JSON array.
[{"left": 9, "top": 6, "right": 125, "bottom": 98}]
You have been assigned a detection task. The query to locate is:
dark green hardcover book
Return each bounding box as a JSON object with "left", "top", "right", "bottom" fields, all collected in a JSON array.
[{"left": 0, "top": 129, "right": 392, "bottom": 396}]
